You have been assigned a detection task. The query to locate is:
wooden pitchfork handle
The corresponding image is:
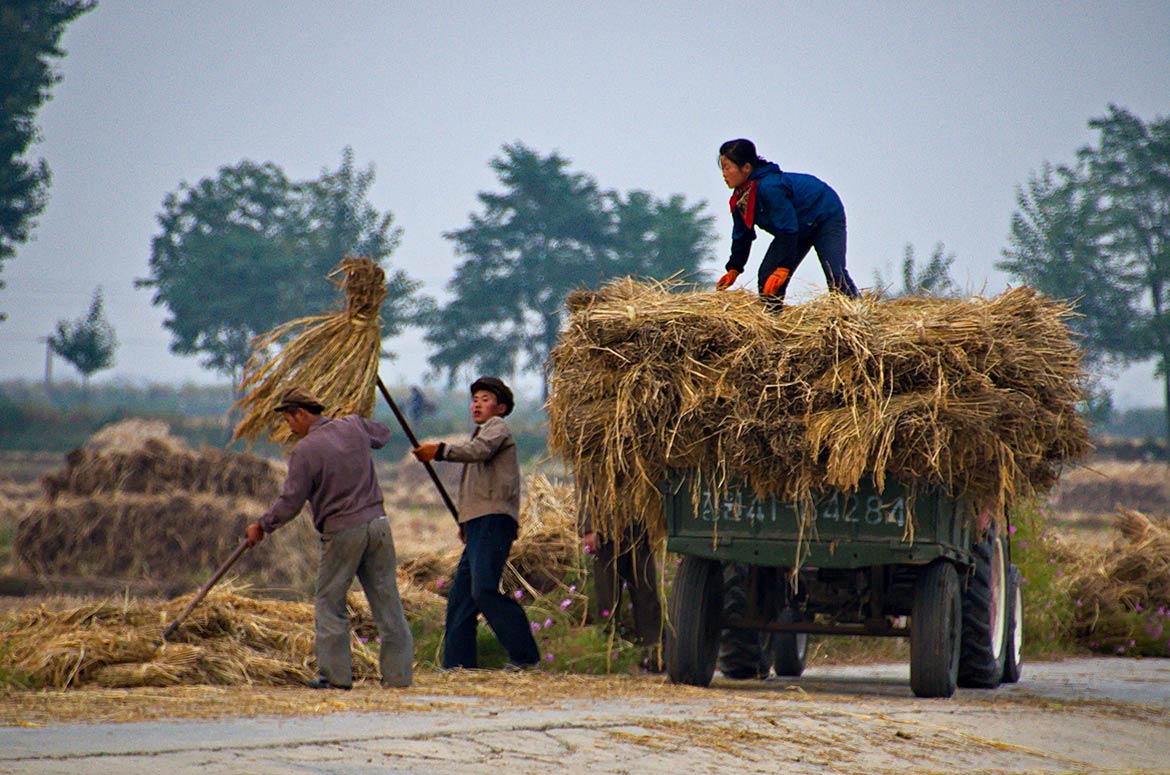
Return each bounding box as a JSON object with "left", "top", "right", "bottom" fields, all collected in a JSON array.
[
  {"left": 162, "top": 541, "right": 250, "bottom": 641},
  {"left": 376, "top": 376, "right": 460, "bottom": 525}
]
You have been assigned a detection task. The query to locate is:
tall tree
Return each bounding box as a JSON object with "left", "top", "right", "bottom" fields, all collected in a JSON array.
[
  {"left": 874, "top": 242, "right": 960, "bottom": 298},
  {"left": 0, "top": 0, "right": 96, "bottom": 320},
  {"left": 428, "top": 143, "right": 715, "bottom": 397},
  {"left": 49, "top": 286, "right": 116, "bottom": 390},
  {"left": 998, "top": 106, "right": 1170, "bottom": 440},
  {"left": 137, "top": 149, "right": 420, "bottom": 385}
]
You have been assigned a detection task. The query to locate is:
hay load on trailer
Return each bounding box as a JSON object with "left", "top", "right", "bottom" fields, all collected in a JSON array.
[
  {"left": 547, "top": 279, "right": 1089, "bottom": 697},
  {"left": 548, "top": 279, "right": 1089, "bottom": 542}
]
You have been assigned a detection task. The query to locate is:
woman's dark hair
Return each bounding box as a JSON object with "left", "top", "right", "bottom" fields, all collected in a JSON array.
[{"left": 719, "top": 138, "right": 767, "bottom": 168}]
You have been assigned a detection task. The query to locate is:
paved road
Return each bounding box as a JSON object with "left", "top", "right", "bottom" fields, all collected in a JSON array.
[{"left": 4, "top": 658, "right": 1169, "bottom": 774}]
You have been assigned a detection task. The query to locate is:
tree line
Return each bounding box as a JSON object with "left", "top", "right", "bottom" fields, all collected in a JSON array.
[{"left": 3, "top": 5, "right": 1169, "bottom": 440}]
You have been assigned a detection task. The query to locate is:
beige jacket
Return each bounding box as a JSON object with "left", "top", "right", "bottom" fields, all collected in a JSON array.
[{"left": 436, "top": 415, "right": 520, "bottom": 524}]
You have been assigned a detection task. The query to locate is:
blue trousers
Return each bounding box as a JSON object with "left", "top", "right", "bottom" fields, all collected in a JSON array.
[
  {"left": 442, "top": 514, "right": 541, "bottom": 669},
  {"left": 759, "top": 213, "right": 859, "bottom": 299}
]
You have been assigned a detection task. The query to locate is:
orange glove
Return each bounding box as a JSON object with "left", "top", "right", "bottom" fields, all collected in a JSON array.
[
  {"left": 715, "top": 269, "right": 740, "bottom": 290},
  {"left": 762, "top": 267, "right": 791, "bottom": 297},
  {"left": 412, "top": 442, "right": 440, "bottom": 463},
  {"left": 245, "top": 522, "right": 265, "bottom": 548}
]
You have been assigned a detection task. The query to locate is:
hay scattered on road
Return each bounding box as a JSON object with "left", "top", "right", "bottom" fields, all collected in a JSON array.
[{"left": 548, "top": 280, "right": 1090, "bottom": 543}]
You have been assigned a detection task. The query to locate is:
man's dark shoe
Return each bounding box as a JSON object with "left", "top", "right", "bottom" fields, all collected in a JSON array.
[
  {"left": 502, "top": 661, "right": 538, "bottom": 673},
  {"left": 307, "top": 676, "right": 351, "bottom": 690}
]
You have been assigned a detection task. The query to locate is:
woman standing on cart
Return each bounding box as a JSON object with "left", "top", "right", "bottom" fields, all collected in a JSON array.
[{"left": 715, "top": 138, "right": 859, "bottom": 306}]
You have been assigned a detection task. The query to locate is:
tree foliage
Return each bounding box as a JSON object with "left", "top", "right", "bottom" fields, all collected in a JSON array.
[
  {"left": 0, "top": 0, "right": 96, "bottom": 317},
  {"left": 427, "top": 143, "right": 715, "bottom": 396},
  {"left": 49, "top": 286, "right": 116, "bottom": 386},
  {"left": 137, "top": 148, "right": 421, "bottom": 383},
  {"left": 874, "top": 242, "right": 960, "bottom": 298},
  {"left": 998, "top": 105, "right": 1170, "bottom": 439}
]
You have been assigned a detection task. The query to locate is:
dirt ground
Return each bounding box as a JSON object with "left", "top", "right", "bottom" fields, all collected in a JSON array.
[{"left": 3, "top": 658, "right": 1169, "bottom": 775}]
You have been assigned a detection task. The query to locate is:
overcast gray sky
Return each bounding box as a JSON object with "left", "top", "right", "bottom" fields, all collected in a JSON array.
[{"left": 2, "top": 1, "right": 1168, "bottom": 405}]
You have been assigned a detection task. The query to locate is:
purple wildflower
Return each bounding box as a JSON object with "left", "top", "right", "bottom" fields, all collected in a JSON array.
[
  {"left": 559, "top": 598, "right": 572, "bottom": 610},
  {"left": 601, "top": 608, "right": 611, "bottom": 618},
  {"left": 544, "top": 618, "right": 553, "bottom": 628},
  {"left": 436, "top": 579, "right": 445, "bottom": 588},
  {"left": 514, "top": 589, "right": 524, "bottom": 600},
  {"left": 531, "top": 622, "right": 541, "bottom": 632},
  {"left": 1008, "top": 524, "right": 1017, "bottom": 534},
  {"left": 545, "top": 653, "right": 555, "bottom": 662}
]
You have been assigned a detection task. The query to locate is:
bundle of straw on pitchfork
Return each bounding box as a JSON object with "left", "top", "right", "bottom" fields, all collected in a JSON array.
[{"left": 231, "top": 256, "right": 387, "bottom": 446}]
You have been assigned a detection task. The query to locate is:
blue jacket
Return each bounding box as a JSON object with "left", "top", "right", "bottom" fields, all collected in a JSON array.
[{"left": 727, "top": 162, "right": 844, "bottom": 272}]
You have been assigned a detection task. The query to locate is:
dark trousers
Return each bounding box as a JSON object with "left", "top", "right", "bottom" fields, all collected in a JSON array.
[
  {"left": 758, "top": 213, "right": 859, "bottom": 299},
  {"left": 442, "top": 514, "right": 540, "bottom": 669},
  {"left": 592, "top": 531, "right": 663, "bottom": 648}
]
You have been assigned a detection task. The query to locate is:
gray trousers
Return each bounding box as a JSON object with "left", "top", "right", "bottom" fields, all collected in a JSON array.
[{"left": 316, "top": 516, "right": 413, "bottom": 687}]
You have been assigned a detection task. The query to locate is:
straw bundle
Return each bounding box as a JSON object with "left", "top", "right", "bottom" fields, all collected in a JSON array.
[
  {"left": 15, "top": 492, "right": 318, "bottom": 590},
  {"left": 548, "top": 280, "right": 1090, "bottom": 544},
  {"left": 232, "top": 256, "right": 387, "bottom": 446}
]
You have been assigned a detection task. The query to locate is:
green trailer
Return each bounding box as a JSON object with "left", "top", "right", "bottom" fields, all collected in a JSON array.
[{"left": 661, "top": 472, "right": 1023, "bottom": 698}]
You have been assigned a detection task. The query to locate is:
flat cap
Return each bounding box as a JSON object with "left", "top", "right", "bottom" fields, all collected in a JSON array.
[
  {"left": 470, "top": 376, "right": 514, "bottom": 416},
  {"left": 272, "top": 387, "right": 326, "bottom": 414}
]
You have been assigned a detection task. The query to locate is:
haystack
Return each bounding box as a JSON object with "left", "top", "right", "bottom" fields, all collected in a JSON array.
[
  {"left": 548, "top": 280, "right": 1090, "bottom": 543},
  {"left": 14, "top": 420, "right": 317, "bottom": 591}
]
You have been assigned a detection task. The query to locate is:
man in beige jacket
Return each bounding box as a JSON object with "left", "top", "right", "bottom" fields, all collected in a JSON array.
[{"left": 413, "top": 376, "right": 540, "bottom": 670}]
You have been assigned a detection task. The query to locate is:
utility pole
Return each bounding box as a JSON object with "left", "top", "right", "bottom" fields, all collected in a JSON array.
[{"left": 39, "top": 335, "right": 52, "bottom": 387}]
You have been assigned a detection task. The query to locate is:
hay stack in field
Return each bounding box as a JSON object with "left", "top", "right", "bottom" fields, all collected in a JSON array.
[
  {"left": 232, "top": 256, "right": 387, "bottom": 446},
  {"left": 41, "top": 437, "right": 282, "bottom": 501},
  {"left": 398, "top": 474, "right": 580, "bottom": 595},
  {"left": 1056, "top": 509, "right": 1170, "bottom": 639},
  {"left": 548, "top": 280, "right": 1090, "bottom": 543},
  {"left": 14, "top": 419, "right": 316, "bottom": 591},
  {"left": 15, "top": 492, "right": 317, "bottom": 590}
]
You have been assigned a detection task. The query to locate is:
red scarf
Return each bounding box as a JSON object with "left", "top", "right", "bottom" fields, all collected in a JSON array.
[{"left": 730, "top": 180, "right": 758, "bottom": 229}]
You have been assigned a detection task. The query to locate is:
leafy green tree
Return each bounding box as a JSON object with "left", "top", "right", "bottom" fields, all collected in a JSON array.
[
  {"left": 427, "top": 143, "right": 715, "bottom": 397},
  {"left": 874, "top": 242, "right": 960, "bottom": 298},
  {"left": 137, "top": 149, "right": 420, "bottom": 385},
  {"left": 49, "top": 287, "right": 116, "bottom": 389},
  {"left": 998, "top": 105, "right": 1170, "bottom": 440},
  {"left": 0, "top": 0, "right": 96, "bottom": 320}
]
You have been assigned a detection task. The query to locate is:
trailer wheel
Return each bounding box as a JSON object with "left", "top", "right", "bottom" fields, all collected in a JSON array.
[
  {"left": 910, "top": 560, "right": 961, "bottom": 698},
  {"left": 958, "top": 529, "right": 1007, "bottom": 688},
  {"left": 718, "top": 562, "right": 769, "bottom": 679},
  {"left": 769, "top": 607, "right": 808, "bottom": 677},
  {"left": 1001, "top": 563, "right": 1023, "bottom": 684},
  {"left": 666, "top": 556, "right": 722, "bottom": 686}
]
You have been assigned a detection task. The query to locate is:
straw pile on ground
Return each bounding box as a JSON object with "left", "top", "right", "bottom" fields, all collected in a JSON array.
[
  {"left": 14, "top": 420, "right": 317, "bottom": 591},
  {"left": 232, "top": 256, "right": 387, "bottom": 446},
  {"left": 548, "top": 280, "right": 1090, "bottom": 543},
  {"left": 0, "top": 582, "right": 444, "bottom": 689},
  {"left": 1053, "top": 508, "right": 1170, "bottom": 646},
  {"left": 399, "top": 474, "right": 580, "bottom": 595}
]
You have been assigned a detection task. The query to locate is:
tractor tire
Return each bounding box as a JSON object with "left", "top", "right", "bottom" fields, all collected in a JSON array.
[
  {"left": 910, "top": 560, "right": 961, "bottom": 698},
  {"left": 1001, "top": 563, "right": 1024, "bottom": 684},
  {"left": 769, "top": 607, "right": 808, "bottom": 677},
  {"left": 665, "top": 556, "right": 722, "bottom": 686},
  {"left": 718, "top": 562, "right": 769, "bottom": 679},
  {"left": 958, "top": 528, "right": 1008, "bottom": 688}
]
